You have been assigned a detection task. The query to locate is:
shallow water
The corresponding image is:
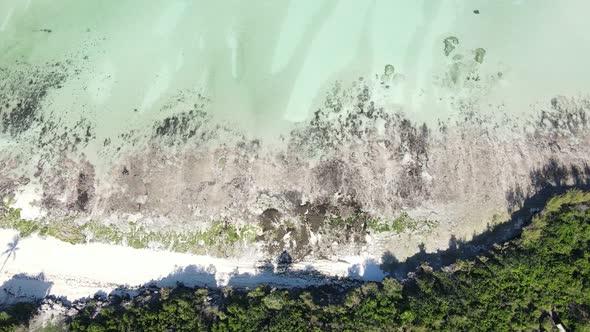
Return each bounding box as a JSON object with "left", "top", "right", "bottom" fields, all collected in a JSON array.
[{"left": 2, "top": 0, "right": 589, "bottom": 138}]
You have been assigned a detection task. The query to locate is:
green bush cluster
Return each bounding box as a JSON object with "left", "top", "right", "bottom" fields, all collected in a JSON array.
[
  {"left": 366, "top": 212, "right": 439, "bottom": 234},
  {"left": 0, "top": 302, "right": 38, "bottom": 332},
  {"left": 326, "top": 212, "right": 438, "bottom": 235},
  {"left": 0, "top": 205, "right": 258, "bottom": 255},
  {"left": 62, "top": 190, "right": 590, "bottom": 331}
]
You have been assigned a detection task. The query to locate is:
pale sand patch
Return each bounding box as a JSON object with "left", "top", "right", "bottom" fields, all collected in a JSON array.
[{"left": 0, "top": 229, "right": 383, "bottom": 302}]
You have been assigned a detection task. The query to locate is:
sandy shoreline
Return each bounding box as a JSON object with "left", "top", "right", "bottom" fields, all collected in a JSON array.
[{"left": 0, "top": 229, "right": 383, "bottom": 303}]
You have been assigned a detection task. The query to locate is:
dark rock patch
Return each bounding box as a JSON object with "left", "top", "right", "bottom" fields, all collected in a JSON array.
[{"left": 0, "top": 63, "right": 67, "bottom": 136}]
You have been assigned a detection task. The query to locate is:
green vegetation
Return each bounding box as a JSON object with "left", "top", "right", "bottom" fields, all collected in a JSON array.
[
  {"left": 0, "top": 302, "right": 39, "bottom": 332},
  {"left": 58, "top": 190, "right": 590, "bottom": 331},
  {"left": 0, "top": 204, "right": 258, "bottom": 255},
  {"left": 365, "top": 212, "right": 438, "bottom": 234},
  {"left": 325, "top": 212, "right": 438, "bottom": 235}
]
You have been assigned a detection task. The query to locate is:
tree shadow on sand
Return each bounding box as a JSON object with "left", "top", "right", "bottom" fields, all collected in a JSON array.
[
  {"left": 0, "top": 273, "right": 52, "bottom": 306},
  {"left": 0, "top": 235, "right": 20, "bottom": 274},
  {"left": 0, "top": 273, "right": 53, "bottom": 330}
]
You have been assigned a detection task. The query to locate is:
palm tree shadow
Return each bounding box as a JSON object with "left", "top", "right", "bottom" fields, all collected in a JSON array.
[{"left": 0, "top": 235, "right": 20, "bottom": 273}]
